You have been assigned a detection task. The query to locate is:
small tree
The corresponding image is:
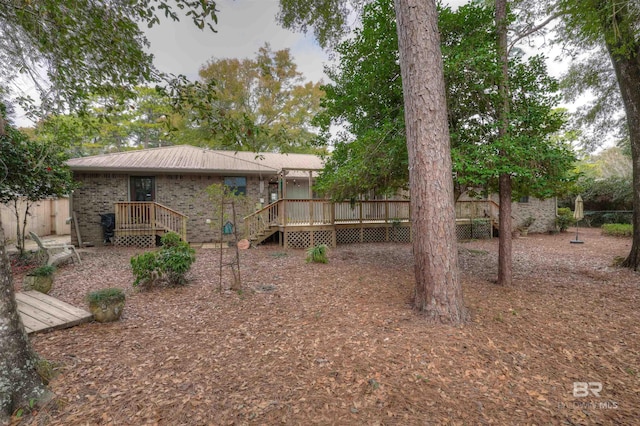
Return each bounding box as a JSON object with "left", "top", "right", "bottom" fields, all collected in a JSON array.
[
  {"left": 0, "top": 119, "right": 75, "bottom": 254},
  {"left": 206, "top": 183, "right": 252, "bottom": 292}
]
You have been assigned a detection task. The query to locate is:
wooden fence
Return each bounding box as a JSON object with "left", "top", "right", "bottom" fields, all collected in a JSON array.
[{"left": 1, "top": 198, "right": 70, "bottom": 243}]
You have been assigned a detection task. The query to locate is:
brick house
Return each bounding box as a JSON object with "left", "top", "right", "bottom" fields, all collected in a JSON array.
[
  {"left": 67, "top": 145, "right": 323, "bottom": 246},
  {"left": 67, "top": 145, "right": 558, "bottom": 248}
]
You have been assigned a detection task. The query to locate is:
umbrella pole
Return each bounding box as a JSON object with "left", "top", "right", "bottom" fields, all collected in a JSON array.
[{"left": 571, "top": 220, "right": 584, "bottom": 244}]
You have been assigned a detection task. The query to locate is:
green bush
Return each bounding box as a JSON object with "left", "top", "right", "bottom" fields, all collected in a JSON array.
[
  {"left": 86, "top": 287, "right": 126, "bottom": 304},
  {"left": 556, "top": 207, "right": 576, "bottom": 232},
  {"left": 28, "top": 265, "right": 56, "bottom": 277},
  {"left": 130, "top": 251, "right": 160, "bottom": 287},
  {"left": 601, "top": 223, "right": 633, "bottom": 237},
  {"left": 306, "top": 244, "right": 328, "bottom": 264},
  {"left": 130, "top": 232, "right": 196, "bottom": 288}
]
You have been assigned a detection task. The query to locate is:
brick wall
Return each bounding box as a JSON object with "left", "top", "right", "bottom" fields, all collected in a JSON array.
[
  {"left": 71, "top": 172, "right": 268, "bottom": 246},
  {"left": 457, "top": 193, "right": 558, "bottom": 234},
  {"left": 512, "top": 197, "right": 557, "bottom": 233},
  {"left": 71, "top": 173, "right": 128, "bottom": 246}
]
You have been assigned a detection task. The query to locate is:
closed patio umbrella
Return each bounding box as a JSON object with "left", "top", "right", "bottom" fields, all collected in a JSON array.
[{"left": 571, "top": 195, "right": 584, "bottom": 244}]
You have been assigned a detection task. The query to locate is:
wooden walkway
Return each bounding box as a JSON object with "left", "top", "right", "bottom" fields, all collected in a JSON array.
[{"left": 16, "top": 291, "right": 93, "bottom": 334}]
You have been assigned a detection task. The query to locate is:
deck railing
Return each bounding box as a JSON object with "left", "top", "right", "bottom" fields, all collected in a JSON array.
[
  {"left": 244, "top": 198, "right": 498, "bottom": 242},
  {"left": 114, "top": 202, "right": 188, "bottom": 241},
  {"left": 244, "top": 199, "right": 412, "bottom": 239},
  {"left": 244, "top": 200, "right": 280, "bottom": 239},
  {"left": 455, "top": 200, "right": 500, "bottom": 224}
]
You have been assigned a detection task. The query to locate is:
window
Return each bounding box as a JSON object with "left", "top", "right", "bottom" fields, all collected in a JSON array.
[
  {"left": 224, "top": 176, "right": 247, "bottom": 195},
  {"left": 519, "top": 196, "right": 529, "bottom": 203},
  {"left": 130, "top": 176, "right": 155, "bottom": 201}
]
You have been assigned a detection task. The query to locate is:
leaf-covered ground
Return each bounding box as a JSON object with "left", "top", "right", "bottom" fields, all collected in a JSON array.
[{"left": 12, "top": 227, "right": 640, "bottom": 425}]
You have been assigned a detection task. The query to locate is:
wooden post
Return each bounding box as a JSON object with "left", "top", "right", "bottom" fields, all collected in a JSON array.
[{"left": 385, "top": 201, "right": 389, "bottom": 241}]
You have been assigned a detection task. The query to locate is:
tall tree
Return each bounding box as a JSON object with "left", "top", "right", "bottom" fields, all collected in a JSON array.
[
  {"left": 196, "top": 44, "right": 325, "bottom": 153},
  {"left": 393, "top": 0, "right": 466, "bottom": 321},
  {"left": 0, "top": 114, "right": 54, "bottom": 418},
  {"left": 495, "top": 0, "right": 513, "bottom": 286},
  {"left": 279, "top": 0, "right": 467, "bottom": 322},
  {"left": 554, "top": 0, "right": 640, "bottom": 269},
  {"left": 0, "top": 1, "right": 218, "bottom": 419},
  {"left": 316, "top": 0, "right": 575, "bottom": 206}
]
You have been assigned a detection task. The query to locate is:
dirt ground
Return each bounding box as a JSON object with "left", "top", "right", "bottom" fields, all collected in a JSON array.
[{"left": 10, "top": 227, "right": 640, "bottom": 425}]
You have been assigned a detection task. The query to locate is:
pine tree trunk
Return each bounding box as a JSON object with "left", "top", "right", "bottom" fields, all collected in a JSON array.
[
  {"left": 0, "top": 219, "right": 51, "bottom": 421},
  {"left": 608, "top": 45, "right": 640, "bottom": 269},
  {"left": 496, "top": 0, "right": 513, "bottom": 286},
  {"left": 393, "top": 0, "right": 466, "bottom": 324}
]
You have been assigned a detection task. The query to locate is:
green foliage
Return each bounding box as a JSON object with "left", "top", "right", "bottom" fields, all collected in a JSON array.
[
  {"left": 556, "top": 207, "right": 576, "bottom": 232},
  {"left": 306, "top": 244, "right": 328, "bottom": 264},
  {"left": 0, "top": 115, "right": 77, "bottom": 252},
  {"left": 130, "top": 232, "right": 196, "bottom": 288},
  {"left": 159, "top": 231, "right": 183, "bottom": 248},
  {"left": 27, "top": 265, "right": 55, "bottom": 277},
  {"left": 185, "top": 43, "right": 325, "bottom": 154},
  {"left": 313, "top": 0, "right": 576, "bottom": 200},
  {"left": 519, "top": 216, "right": 536, "bottom": 229},
  {"left": 158, "top": 241, "right": 196, "bottom": 286},
  {"left": 601, "top": 223, "right": 633, "bottom": 237},
  {"left": 34, "top": 358, "right": 59, "bottom": 386},
  {"left": 86, "top": 288, "right": 126, "bottom": 304},
  {"left": 0, "top": 0, "right": 218, "bottom": 122},
  {"left": 555, "top": 0, "right": 639, "bottom": 152},
  {"left": 130, "top": 251, "right": 160, "bottom": 287}
]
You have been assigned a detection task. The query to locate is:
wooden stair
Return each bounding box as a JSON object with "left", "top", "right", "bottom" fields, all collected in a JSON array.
[{"left": 250, "top": 225, "right": 279, "bottom": 245}]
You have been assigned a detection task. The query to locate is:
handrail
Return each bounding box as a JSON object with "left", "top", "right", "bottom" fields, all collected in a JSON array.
[
  {"left": 243, "top": 198, "right": 498, "bottom": 243},
  {"left": 114, "top": 202, "right": 188, "bottom": 242},
  {"left": 154, "top": 202, "right": 188, "bottom": 218}
]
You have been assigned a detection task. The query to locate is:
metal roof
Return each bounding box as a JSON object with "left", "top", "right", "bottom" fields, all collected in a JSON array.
[{"left": 67, "top": 145, "right": 324, "bottom": 175}]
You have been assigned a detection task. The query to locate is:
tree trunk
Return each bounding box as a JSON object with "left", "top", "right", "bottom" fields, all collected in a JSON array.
[
  {"left": 607, "top": 43, "right": 640, "bottom": 269},
  {"left": 0, "top": 218, "right": 51, "bottom": 421},
  {"left": 496, "top": 0, "right": 513, "bottom": 286},
  {"left": 393, "top": 0, "right": 466, "bottom": 324}
]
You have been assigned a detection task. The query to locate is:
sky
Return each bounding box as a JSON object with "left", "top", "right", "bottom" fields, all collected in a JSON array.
[
  {"left": 145, "top": 0, "right": 473, "bottom": 85},
  {"left": 145, "top": 0, "right": 332, "bottom": 84}
]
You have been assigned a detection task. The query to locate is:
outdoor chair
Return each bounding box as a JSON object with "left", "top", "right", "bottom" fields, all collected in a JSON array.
[{"left": 29, "top": 231, "right": 82, "bottom": 266}]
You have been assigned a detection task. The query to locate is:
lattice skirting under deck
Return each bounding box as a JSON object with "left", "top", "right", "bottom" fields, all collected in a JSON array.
[
  {"left": 285, "top": 229, "right": 334, "bottom": 249},
  {"left": 282, "top": 222, "right": 490, "bottom": 249},
  {"left": 114, "top": 234, "right": 155, "bottom": 248},
  {"left": 335, "top": 225, "right": 412, "bottom": 246},
  {"left": 455, "top": 222, "right": 492, "bottom": 240}
]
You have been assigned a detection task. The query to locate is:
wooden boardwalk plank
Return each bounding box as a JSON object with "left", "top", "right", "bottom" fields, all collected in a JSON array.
[{"left": 16, "top": 291, "right": 93, "bottom": 334}]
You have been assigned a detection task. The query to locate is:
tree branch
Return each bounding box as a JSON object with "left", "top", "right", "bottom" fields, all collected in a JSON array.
[{"left": 508, "top": 10, "right": 564, "bottom": 54}]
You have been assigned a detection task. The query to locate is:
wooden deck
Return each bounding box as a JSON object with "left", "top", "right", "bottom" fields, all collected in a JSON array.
[
  {"left": 244, "top": 199, "right": 500, "bottom": 248},
  {"left": 16, "top": 291, "right": 93, "bottom": 334}
]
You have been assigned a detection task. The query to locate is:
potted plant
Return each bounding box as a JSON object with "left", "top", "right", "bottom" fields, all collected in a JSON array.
[
  {"left": 23, "top": 265, "right": 55, "bottom": 294},
  {"left": 86, "top": 288, "right": 126, "bottom": 323},
  {"left": 519, "top": 216, "right": 536, "bottom": 236}
]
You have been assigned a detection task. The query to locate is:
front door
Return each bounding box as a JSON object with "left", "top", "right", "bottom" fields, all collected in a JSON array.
[{"left": 130, "top": 176, "right": 155, "bottom": 201}]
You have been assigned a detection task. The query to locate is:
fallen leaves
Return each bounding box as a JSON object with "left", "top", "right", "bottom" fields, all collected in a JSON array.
[{"left": 12, "top": 227, "right": 640, "bottom": 424}]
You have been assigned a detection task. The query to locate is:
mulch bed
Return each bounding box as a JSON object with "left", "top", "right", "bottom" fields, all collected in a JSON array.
[{"left": 12, "top": 227, "right": 640, "bottom": 425}]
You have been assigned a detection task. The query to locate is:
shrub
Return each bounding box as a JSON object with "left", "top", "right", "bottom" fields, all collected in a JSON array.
[
  {"left": 601, "top": 223, "right": 633, "bottom": 237},
  {"left": 556, "top": 207, "right": 576, "bottom": 232},
  {"left": 130, "top": 232, "right": 196, "bottom": 288},
  {"left": 306, "top": 244, "right": 328, "bottom": 264},
  {"left": 130, "top": 251, "right": 160, "bottom": 287},
  {"left": 520, "top": 216, "right": 536, "bottom": 228},
  {"left": 27, "top": 265, "right": 55, "bottom": 277},
  {"left": 86, "top": 287, "right": 126, "bottom": 304}
]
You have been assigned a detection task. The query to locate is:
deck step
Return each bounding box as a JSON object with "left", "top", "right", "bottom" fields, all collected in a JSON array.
[{"left": 16, "top": 291, "right": 93, "bottom": 334}]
